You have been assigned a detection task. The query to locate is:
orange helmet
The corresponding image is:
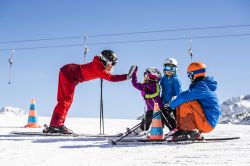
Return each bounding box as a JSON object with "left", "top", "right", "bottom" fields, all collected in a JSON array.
[{"left": 187, "top": 62, "right": 206, "bottom": 80}]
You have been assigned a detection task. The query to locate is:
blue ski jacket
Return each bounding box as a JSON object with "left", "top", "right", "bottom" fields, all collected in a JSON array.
[
  {"left": 170, "top": 76, "right": 221, "bottom": 128},
  {"left": 160, "top": 74, "right": 182, "bottom": 105}
]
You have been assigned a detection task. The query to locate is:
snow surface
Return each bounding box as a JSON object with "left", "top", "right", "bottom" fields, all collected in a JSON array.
[{"left": 0, "top": 113, "right": 250, "bottom": 166}]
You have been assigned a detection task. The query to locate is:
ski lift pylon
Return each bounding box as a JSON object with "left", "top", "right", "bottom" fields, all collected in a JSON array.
[
  {"left": 8, "top": 49, "right": 15, "bottom": 85},
  {"left": 188, "top": 38, "right": 193, "bottom": 62},
  {"left": 83, "top": 35, "right": 89, "bottom": 63}
]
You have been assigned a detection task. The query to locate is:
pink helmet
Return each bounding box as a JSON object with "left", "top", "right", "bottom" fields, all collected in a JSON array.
[{"left": 144, "top": 67, "right": 162, "bottom": 82}]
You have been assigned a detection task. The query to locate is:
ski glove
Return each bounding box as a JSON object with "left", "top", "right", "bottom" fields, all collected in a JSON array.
[
  {"left": 164, "top": 103, "right": 170, "bottom": 109},
  {"left": 164, "top": 105, "right": 175, "bottom": 113},
  {"left": 127, "top": 65, "right": 137, "bottom": 79}
]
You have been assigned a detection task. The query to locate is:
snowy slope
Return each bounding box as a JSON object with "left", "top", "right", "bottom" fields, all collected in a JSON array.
[
  {"left": 220, "top": 94, "right": 250, "bottom": 125},
  {"left": 0, "top": 104, "right": 250, "bottom": 166},
  {"left": 0, "top": 114, "right": 250, "bottom": 166}
]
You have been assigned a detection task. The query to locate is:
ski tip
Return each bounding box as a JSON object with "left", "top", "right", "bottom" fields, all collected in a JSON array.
[{"left": 204, "top": 136, "right": 241, "bottom": 141}]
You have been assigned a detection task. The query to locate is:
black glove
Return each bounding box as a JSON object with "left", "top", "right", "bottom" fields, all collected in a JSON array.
[
  {"left": 127, "top": 65, "right": 137, "bottom": 79},
  {"left": 164, "top": 103, "right": 170, "bottom": 109},
  {"left": 164, "top": 106, "right": 176, "bottom": 120},
  {"left": 161, "top": 107, "right": 177, "bottom": 130}
]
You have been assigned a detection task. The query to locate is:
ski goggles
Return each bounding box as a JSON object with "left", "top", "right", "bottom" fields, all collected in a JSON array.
[
  {"left": 144, "top": 71, "right": 154, "bottom": 79},
  {"left": 144, "top": 71, "right": 149, "bottom": 77},
  {"left": 187, "top": 68, "right": 206, "bottom": 79},
  {"left": 164, "top": 65, "right": 177, "bottom": 72},
  {"left": 100, "top": 54, "right": 117, "bottom": 66},
  {"left": 109, "top": 61, "right": 117, "bottom": 66},
  {"left": 187, "top": 72, "right": 194, "bottom": 79},
  {"left": 103, "top": 58, "right": 117, "bottom": 66}
]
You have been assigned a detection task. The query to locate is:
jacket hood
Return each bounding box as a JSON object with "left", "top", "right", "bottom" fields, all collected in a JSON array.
[
  {"left": 93, "top": 56, "right": 105, "bottom": 68},
  {"left": 204, "top": 76, "right": 217, "bottom": 91},
  {"left": 93, "top": 56, "right": 102, "bottom": 64}
]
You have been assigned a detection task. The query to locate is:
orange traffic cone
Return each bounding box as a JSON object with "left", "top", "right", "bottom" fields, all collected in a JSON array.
[
  {"left": 149, "top": 102, "right": 163, "bottom": 140},
  {"left": 24, "top": 98, "right": 41, "bottom": 128}
]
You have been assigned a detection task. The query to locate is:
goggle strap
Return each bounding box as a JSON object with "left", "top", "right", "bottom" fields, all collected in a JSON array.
[
  {"left": 191, "top": 68, "right": 206, "bottom": 75},
  {"left": 101, "top": 54, "right": 117, "bottom": 66}
]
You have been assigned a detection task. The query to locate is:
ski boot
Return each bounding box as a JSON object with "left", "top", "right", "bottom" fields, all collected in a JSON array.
[
  {"left": 171, "top": 129, "right": 202, "bottom": 142},
  {"left": 128, "top": 128, "right": 144, "bottom": 137},
  {"left": 43, "top": 124, "right": 73, "bottom": 134},
  {"left": 165, "top": 128, "right": 178, "bottom": 138}
]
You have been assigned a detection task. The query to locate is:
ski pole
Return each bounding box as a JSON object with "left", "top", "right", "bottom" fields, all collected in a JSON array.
[
  {"left": 143, "top": 105, "right": 147, "bottom": 136},
  {"left": 100, "top": 78, "right": 105, "bottom": 134},
  {"left": 125, "top": 109, "right": 162, "bottom": 135},
  {"left": 161, "top": 110, "right": 175, "bottom": 130},
  {"left": 161, "top": 111, "right": 171, "bottom": 130},
  {"left": 109, "top": 110, "right": 163, "bottom": 145}
]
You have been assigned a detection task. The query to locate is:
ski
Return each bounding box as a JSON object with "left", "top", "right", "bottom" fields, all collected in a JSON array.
[
  {"left": 10, "top": 131, "right": 123, "bottom": 138},
  {"left": 10, "top": 131, "right": 80, "bottom": 137},
  {"left": 109, "top": 136, "right": 240, "bottom": 145},
  {"left": 137, "top": 136, "right": 240, "bottom": 143},
  {"left": 201, "top": 136, "right": 240, "bottom": 141}
]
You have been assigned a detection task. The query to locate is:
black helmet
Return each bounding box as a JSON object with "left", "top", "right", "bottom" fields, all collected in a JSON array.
[{"left": 100, "top": 50, "right": 118, "bottom": 66}]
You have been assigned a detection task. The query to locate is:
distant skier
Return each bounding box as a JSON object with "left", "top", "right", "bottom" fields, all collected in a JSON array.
[
  {"left": 130, "top": 67, "right": 176, "bottom": 136},
  {"left": 43, "top": 50, "right": 136, "bottom": 134},
  {"left": 160, "top": 58, "right": 182, "bottom": 116},
  {"left": 167, "top": 62, "right": 221, "bottom": 141}
]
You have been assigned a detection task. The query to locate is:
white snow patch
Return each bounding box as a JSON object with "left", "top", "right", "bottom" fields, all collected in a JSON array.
[
  {"left": 0, "top": 106, "right": 26, "bottom": 116},
  {"left": 220, "top": 94, "right": 250, "bottom": 125}
]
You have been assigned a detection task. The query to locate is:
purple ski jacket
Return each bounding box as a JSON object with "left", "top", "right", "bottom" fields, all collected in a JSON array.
[{"left": 132, "top": 70, "right": 164, "bottom": 111}]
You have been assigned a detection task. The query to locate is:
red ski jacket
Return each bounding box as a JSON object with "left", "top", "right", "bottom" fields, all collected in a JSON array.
[{"left": 60, "top": 56, "right": 128, "bottom": 83}]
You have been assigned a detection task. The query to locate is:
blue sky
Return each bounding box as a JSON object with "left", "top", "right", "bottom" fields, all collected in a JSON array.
[{"left": 0, "top": 0, "right": 250, "bottom": 119}]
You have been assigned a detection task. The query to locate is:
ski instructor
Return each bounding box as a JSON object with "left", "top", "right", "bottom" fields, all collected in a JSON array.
[{"left": 43, "top": 50, "right": 137, "bottom": 134}]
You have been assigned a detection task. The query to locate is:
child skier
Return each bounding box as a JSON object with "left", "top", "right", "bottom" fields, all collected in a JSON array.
[
  {"left": 160, "top": 58, "right": 182, "bottom": 106},
  {"left": 43, "top": 50, "right": 136, "bottom": 134},
  {"left": 160, "top": 58, "right": 182, "bottom": 136},
  {"left": 131, "top": 67, "right": 176, "bottom": 135},
  {"left": 168, "top": 62, "right": 221, "bottom": 141}
]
